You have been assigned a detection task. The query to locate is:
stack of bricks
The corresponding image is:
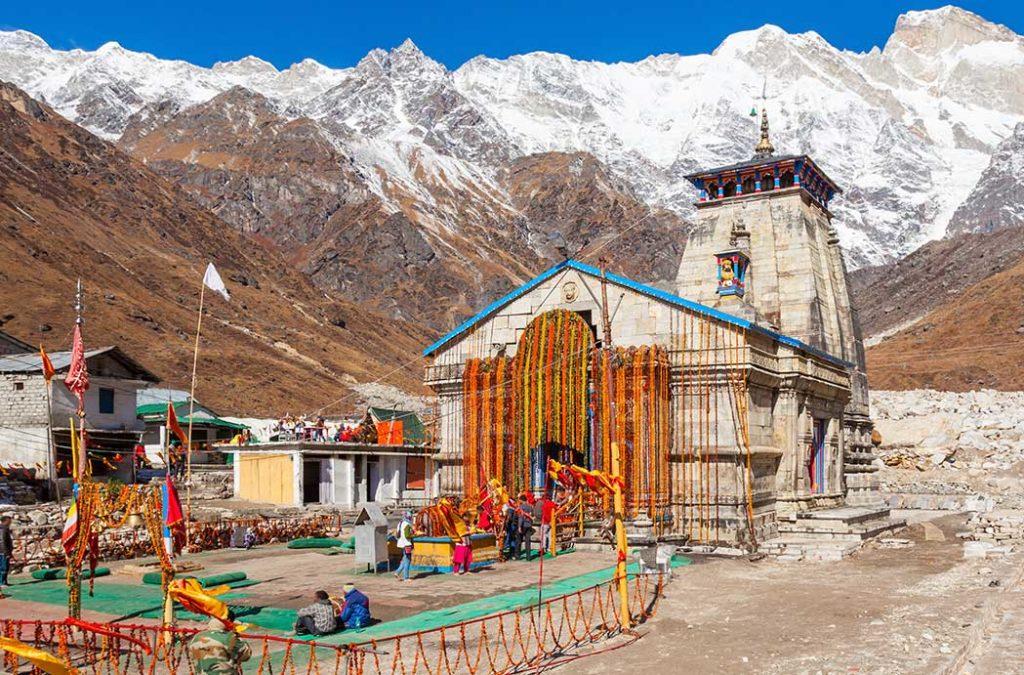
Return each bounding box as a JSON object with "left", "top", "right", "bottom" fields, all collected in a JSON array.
[
  {"left": 0, "top": 476, "right": 41, "bottom": 505},
  {"left": 961, "top": 509, "right": 1024, "bottom": 558}
]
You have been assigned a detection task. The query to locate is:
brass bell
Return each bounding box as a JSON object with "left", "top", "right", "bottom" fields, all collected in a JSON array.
[{"left": 126, "top": 513, "right": 145, "bottom": 528}]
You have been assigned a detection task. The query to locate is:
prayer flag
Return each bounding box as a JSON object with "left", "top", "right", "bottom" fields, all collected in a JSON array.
[
  {"left": 162, "top": 476, "right": 184, "bottom": 556},
  {"left": 62, "top": 325, "right": 88, "bottom": 413},
  {"left": 39, "top": 344, "right": 55, "bottom": 383},
  {"left": 160, "top": 477, "right": 183, "bottom": 557},
  {"left": 202, "top": 263, "right": 230, "bottom": 301},
  {"left": 61, "top": 498, "right": 79, "bottom": 557},
  {"left": 163, "top": 475, "right": 184, "bottom": 527},
  {"left": 166, "top": 402, "right": 189, "bottom": 449}
]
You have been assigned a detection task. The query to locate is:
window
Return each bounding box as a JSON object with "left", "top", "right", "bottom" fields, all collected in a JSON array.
[
  {"left": 406, "top": 456, "right": 426, "bottom": 490},
  {"left": 741, "top": 176, "right": 756, "bottom": 194},
  {"left": 705, "top": 183, "right": 718, "bottom": 199},
  {"left": 761, "top": 173, "right": 775, "bottom": 191},
  {"left": 780, "top": 171, "right": 794, "bottom": 189},
  {"left": 13, "top": 382, "right": 24, "bottom": 391},
  {"left": 98, "top": 387, "right": 115, "bottom": 414},
  {"left": 722, "top": 181, "right": 737, "bottom": 198}
]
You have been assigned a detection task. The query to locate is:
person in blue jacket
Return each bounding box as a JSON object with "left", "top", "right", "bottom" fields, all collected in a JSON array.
[{"left": 339, "top": 583, "right": 371, "bottom": 629}]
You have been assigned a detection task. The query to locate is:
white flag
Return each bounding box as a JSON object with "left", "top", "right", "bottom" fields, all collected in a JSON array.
[{"left": 203, "top": 263, "right": 230, "bottom": 301}]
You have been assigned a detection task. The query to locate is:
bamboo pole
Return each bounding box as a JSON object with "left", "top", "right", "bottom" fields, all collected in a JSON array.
[
  {"left": 610, "top": 442, "right": 630, "bottom": 630},
  {"left": 184, "top": 281, "right": 206, "bottom": 551},
  {"left": 43, "top": 378, "right": 58, "bottom": 501}
]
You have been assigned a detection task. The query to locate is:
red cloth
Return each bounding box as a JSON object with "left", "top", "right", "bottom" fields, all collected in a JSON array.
[
  {"left": 63, "top": 325, "right": 89, "bottom": 413},
  {"left": 452, "top": 543, "right": 473, "bottom": 573},
  {"left": 164, "top": 475, "right": 184, "bottom": 527},
  {"left": 541, "top": 498, "right": 556, "bottom": 522}
]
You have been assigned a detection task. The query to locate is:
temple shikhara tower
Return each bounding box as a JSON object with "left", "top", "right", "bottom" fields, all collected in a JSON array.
[{"left": 423, "top": 108, "right": 889, "bottom": 552}]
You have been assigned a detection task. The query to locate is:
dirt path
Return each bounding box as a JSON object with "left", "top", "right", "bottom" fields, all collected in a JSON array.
[{"left": 579, "top": 514, "right": 1024, "bottom": 674}]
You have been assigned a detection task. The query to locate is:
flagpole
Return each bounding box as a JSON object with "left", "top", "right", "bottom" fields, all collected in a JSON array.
[
  {"left": 43, "top": 378, "right": 58, "bottom": 502},
  {"left": 185, "top": 279, "right": 206, "bottom": 551},
  {"left": 74, "top": 279, "right": 87, "bottom": 482}
]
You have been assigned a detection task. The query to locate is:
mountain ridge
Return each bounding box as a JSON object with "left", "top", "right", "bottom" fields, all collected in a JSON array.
[{"left": 2, "top": 5, "right": 1022, "bottom": 270}]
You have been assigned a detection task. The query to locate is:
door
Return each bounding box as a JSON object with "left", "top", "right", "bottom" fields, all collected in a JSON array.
[
  {"left": 367, "top": 459, "right": 380, "bottom": 502},
  {"left": 810, "top": 419, "right": 828, "bottom": 494},
  {"left": 319, "top": 460, "right": 332, "bottom": 504}
]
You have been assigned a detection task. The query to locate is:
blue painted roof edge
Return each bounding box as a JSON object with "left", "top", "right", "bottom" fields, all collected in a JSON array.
[{"left": 422, "top": 259, "right": 853, "bottom": 369}]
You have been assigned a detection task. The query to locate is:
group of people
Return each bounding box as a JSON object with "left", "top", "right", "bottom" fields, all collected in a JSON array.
[
  {"left": 293, "top": 584, "right": 372, "bottom": 636},
  {"left": 487, "top": 490, "right": 565, "bottom": 562},
  {"left": 274, "top": 415, "right": 363, "bottom": 443}
]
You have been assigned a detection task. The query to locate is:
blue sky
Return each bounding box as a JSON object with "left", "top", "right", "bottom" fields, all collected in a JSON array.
[{"left": 3, "top": 1, "right": 1022, "bottom": 70}]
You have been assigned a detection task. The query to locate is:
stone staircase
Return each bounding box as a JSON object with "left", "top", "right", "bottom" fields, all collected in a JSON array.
[{"left": 760, "top": 506, "right": 907, "bottom": 562}]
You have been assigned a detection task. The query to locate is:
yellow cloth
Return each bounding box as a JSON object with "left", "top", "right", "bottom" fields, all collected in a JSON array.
[
  {"left": 168, "top": 578, "right": 231, "bottom": 622},
  {"left": 0, "top": 636, "right": 77, "bottom": 675}
]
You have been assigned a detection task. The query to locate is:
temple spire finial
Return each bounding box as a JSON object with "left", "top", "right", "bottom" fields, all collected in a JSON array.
[{"left": 753, "top": 78, "right": 775, "bottom": 159}]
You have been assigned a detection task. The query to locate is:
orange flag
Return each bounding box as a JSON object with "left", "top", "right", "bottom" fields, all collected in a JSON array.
[
  {"left": 166, "top": 402, "right": 189, "bottom": 449},
  {"left": 39, "top": 345, "right": 55, "bottom": 383}
]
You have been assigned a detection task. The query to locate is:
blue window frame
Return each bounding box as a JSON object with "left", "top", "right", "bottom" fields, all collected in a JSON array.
[{"left": 98, "top": 387, "right": 115, "bottom": 414}]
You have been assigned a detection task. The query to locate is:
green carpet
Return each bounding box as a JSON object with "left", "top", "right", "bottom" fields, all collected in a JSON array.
[
  {"left": 290, "top": 556, "right": 691, "bottom": 645},
  {"left": 3, "top": 578, "right": 263, "bottom": 625},
  {"left": 5, "top": 555, "right": 689, "bottom": 647}
]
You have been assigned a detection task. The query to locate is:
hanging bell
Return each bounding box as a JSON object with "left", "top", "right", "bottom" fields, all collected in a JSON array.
[{"left": 126, "top": 512, "right": 145, "bottom": 529}]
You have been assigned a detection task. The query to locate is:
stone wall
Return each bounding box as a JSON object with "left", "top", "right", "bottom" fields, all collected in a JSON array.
[
  {"left": 871, "top": 389, "right": 1024, "bottom": 511},
  {"left": 189, "top": 466, "right": 234, "bottom": 500},
  {"left": 0, "top": 501, "right": 357, "bottom": 573},
  {"left": 0, "top": 373, "right": 50, "bottom": 426}
]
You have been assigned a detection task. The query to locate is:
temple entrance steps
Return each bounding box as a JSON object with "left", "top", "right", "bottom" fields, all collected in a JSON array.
[{"left": 760, "top": 506, "right": 906, "bottom": 561}]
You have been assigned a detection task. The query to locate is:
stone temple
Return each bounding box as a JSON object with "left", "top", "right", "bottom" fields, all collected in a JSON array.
[{"left": 423, "top": 111, "right": 892, "bottom": 551}]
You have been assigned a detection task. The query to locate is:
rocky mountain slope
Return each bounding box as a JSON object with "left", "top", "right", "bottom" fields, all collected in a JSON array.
[
  {"left": 948, "top": 122, "right": 1024, "bottom": 236},
  {"left": 117, "top": 85, "right": 686, "bottom": 330},
  {"left": 864, "top": 241, "right": 1024, "bottom": 390},
  {"left": 0, "top": 80, "right": 430, "bottom": 415},
  {"left": 851, "top": 224, "right": 1024, "bottom": 340},
  {"left": 2, "top": 5, "right": 1022, "bottom": 274}
]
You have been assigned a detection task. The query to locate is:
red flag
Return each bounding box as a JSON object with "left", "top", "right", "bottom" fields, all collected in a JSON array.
[
  {"left": 164, "top": 475, "right": 184, "bottom": 527},
  {"left": 39, "top": 344, "right": 55, "bottom": 383},
  {"left": 63, "top": 325, "right": 89, "bottom": 413},
  {"left": 166, "top": 402, "right": 189, "bottom": 449}
]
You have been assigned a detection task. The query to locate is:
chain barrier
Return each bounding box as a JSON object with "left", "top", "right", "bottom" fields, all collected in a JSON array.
[{"left": 1, "top": 573, "right": 662, "bottom": 674}]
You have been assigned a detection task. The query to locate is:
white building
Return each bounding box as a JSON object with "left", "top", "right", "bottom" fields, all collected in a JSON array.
[{"left": 0, "top": 333, "right": 160, "bottom": 480}]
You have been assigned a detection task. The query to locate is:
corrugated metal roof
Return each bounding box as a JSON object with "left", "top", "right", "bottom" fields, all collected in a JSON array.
[
  {"left": 0, "top": 345, "right": 160, "bottom": 381},
  {"left": 0, "top": 347, "right": 110, "bottom": 373},
  {"left": 422, "top": 259, "right": 853, "bottom": 368}
]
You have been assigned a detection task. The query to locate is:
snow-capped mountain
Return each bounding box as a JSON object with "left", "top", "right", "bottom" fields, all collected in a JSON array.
[
  {"left": 1, "top": 5, "right": 1022, "bottom": 270},
  {"left": 947, "top": 122, "right": 1024, "bottom": 235}
]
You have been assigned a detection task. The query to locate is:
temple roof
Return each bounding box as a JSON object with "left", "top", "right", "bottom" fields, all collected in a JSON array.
[
  {"left": 422, "top": 259, "right": 852, "bottom": 368},
  {"left": 684, "top": 153, "right": 843, "bottom": 194}
]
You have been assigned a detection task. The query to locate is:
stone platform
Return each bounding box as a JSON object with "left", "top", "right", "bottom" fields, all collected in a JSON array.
[{"left": 760, "top": 506, "right": 906, "bottom": 561}]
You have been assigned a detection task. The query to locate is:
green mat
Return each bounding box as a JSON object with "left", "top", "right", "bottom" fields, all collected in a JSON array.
[
  {"left": 31, "top": 567, "right": 110, "bottom": 581},
  {"left": 6, "top": 555, "right": 689, "bottom": 645},
  {"left": 4, "top": 577, "right": 265, "bottom": 625},
  {"left": 142, "top": 571, "right": 248, "bottom": 586},
  {"left": 286, "top": 537, "right": 354, "bottom": 550}
]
